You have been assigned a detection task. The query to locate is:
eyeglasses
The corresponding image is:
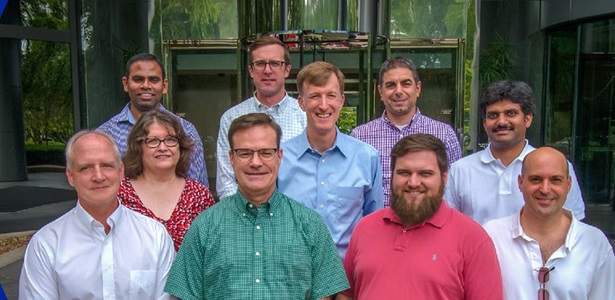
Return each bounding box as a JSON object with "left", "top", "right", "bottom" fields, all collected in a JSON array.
[
  {"left": 538, "top": 266, "right": 554, "bottom": 300},
  {"left": 142, "top": 136, "right": 179, "bottom": 148},
  {"left": 233, "top": 148, "right": 279, "bottom": 161},
  {"left": 251, "top": 60, "right": 286, "bottom": 71}
]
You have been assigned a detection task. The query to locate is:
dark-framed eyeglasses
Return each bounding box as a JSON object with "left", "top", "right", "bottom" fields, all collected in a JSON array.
[
  {"left": 250, "top": 60, "right": 286, "bottom": 71},
  {"left": 142, "top": 136, "right": 179, "bottom": 148},
  {"left": 538, "top": 266, "right": 554, "bottom": 300},
  {"left": 233, "top": 148, "right": 279, "bottom": 161}
]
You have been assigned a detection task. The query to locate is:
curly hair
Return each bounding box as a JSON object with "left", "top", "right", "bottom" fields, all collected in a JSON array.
[
  {"left": 479, "top": 80, "right": 536, "bottom": 118},
  {"left": 123, "top": 110, "right": 194, "bottom": 178}
]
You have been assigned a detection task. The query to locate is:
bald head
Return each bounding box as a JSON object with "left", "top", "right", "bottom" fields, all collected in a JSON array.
[
  {"left": 518, "top": 147, "right": 572, "bottom": 219},
  {"left": 521, "top": 147, "right": 569, "bottom": 177}
]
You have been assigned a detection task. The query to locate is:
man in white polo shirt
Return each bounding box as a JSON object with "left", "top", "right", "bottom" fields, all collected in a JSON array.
[{"left": 444, "top": 80, "right": 585, "bottom": 224}]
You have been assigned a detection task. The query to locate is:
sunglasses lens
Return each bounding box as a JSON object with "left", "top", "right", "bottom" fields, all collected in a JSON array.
[
  {"left": 538, "top": 288, "right": 550, "bottom": 300},
  {"left": 538, "top": 267, "right": 550, "bottom": 283}
]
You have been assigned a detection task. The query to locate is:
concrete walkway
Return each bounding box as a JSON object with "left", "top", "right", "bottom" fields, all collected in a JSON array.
[{"left": 0, "top": 172, "right": 74, "bottom": 298}]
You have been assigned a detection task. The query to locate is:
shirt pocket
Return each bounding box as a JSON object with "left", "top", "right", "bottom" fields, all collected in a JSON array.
[
  {"left": 266, "top": 243, "right": 312, "bottom": 297},
  {"left": 329, "top": 186, "right": 364, "bottom": 214},
  {"left": 129, "top": 270, "right": 156, "bottom": 299}
]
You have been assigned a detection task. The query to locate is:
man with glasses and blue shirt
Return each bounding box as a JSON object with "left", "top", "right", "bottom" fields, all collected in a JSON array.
[
  {"left": 216, "top": 35, "right": 307, "bottom": 199},
  {"left": 484, "top": 147, "right": 614, "bottom": 300},
  {"left": 165, "top": 113, "right": 348, "bottom": 299}
]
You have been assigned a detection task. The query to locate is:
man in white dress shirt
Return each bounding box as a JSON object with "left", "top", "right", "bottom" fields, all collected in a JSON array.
[
  {"left": 19, "top": 130, "right": 175, "bottom": 300},
  {"left": 216, "top": 35, "right": 306, "bottom": 199},
  {"left": 484, "top": 147, "right": 614, "bottom": 300},
  {"left": 444, "top": 80, "right": 585, "bottom": 224}
]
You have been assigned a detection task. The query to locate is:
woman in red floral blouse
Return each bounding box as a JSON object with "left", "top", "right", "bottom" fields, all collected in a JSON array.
[{"left": 119, "top": 110, "right": 215, "bottom": 251}]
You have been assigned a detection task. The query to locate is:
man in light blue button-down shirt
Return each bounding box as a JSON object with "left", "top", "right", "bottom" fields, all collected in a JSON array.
[
  {"left": 278, "top": 62, "right": 384, "bottom": 258},
  {"left": 216, "top": 36, "right": 307, "bottom": 199}
]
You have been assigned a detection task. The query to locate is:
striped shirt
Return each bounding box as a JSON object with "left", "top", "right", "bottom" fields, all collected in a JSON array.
[
  {"left": 98, "top": 104, "right": 209, "bottom": 186},
  {"left": 216, "top": 94, "right": 306, "bottom": 199},
  {"left": 351, "top": 109, "right": 462, "bottom": 206},
  {"left": 164, "top": 190, "right": 349, "bottom": 300}
]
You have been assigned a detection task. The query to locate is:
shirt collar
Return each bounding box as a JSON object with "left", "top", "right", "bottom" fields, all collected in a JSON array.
[
  {"left": 480, "top": 139, "right": 531, "bottom": 164},
  {"left": 513, "top": 208, "right": 576, "bottom": 252},
  {"left": 382, "top": 107, "right": 423, "bottom": 128},
  {"left": 119, "top": 103, "right": 168, "bottom": 124},
  {"left": 74, "top": 200, "right": 123, "bottom": 237},
  {"left": 296, "top": 127, "right": 349, "bottom": 158},
  {"left": 382, "top": 200, "right": 451, "bottom": 229},
  {"left": 234, "top": 189, "right": 281, "bottom": 214},
  {"left": 253, "top": 92, "right": 291, "bottom": 112}
]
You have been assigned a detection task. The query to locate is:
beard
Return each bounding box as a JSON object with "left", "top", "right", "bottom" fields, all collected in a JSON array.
[{"left": 390, "top": 180, "right": 444, "bottom": 226}]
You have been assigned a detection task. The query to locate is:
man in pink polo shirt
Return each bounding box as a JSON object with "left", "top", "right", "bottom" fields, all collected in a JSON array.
[{"left": 339, "top": 133, "right": 503, "bottom": 300}]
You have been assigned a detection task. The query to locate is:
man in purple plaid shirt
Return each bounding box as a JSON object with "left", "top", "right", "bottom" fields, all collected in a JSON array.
[{"left": 351, "top": 57, "right": 461, "bottom": 206}]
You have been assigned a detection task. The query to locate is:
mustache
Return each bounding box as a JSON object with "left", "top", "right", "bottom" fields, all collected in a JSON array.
[{"left": 493, "top": 125, "right": 514, "bottom": 132}]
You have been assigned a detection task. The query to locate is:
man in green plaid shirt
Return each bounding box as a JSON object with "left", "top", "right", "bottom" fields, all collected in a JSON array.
[{"left": 165, "top": 113, "right": 349, "bottom": 300}]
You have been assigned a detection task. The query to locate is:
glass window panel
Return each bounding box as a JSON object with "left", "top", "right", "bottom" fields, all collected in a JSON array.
[
  {"left": 14, "top": 0, "right": 68, "bottom": 30},
  {"left": 574, "top": 20, "right": 615, "bottom": 205},
  {"left": 22, "top": 40, "right": 73, "bottom": 148},
  {"left": 161, "top": 0, "right": 238, "bottom": 39},
  {"left": 545, "top": 28, "right": 577, "bottom": 155},
  {"left": 389, "top": 0, "right": 466, "bottom": 39},
  {"left": 288, "top": 0, "right": 338, "bottom": 30}
]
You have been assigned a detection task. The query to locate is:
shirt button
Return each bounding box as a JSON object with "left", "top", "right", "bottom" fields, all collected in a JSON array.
[
  {"left": 320, "top": 181, "right": 325, "bottom": 186},
  {"left": 321, "top": 159, "right": 326, "bottom": 163},
  {"left": 248, "top": 204, "right": 254, "bottom": 208},
  {"left": 402, "top": 230, "right": 408, "bottom": 233},
  {"left": 242, "top": 213, "right": 246, "bottom": 217},
  {"left": 255, "top": 279, "right": 261, "bottom": 283},
  {"left": 320, "top": 204, "right": 325, "bottom": 208},
  {"left": 255, "top": 251, "right": 260, "bottom": 256},
  {"left": 269, "top": 213, "right": 273, "bottom": 216},
  {"left": 256, "top": 225, "right": 261, "bottom": 230}
]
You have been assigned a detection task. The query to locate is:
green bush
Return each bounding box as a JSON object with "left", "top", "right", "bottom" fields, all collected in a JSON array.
[{"left": 25, "top": 142, "right": 66, "bottom": 166}]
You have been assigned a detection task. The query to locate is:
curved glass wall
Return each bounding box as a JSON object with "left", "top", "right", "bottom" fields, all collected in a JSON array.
[{"left": 546, "top": 17, "right": 615, "bottom": 211}]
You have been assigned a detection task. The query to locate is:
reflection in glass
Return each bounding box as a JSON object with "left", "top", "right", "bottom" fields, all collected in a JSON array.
[
  {"left": 161, "top": 0, "right": 238, "bottom": 39},
  {"left": 22, "top": 40, "right": 73, "bottom": 144},
  {"left": 389, "top": 0, "right": 466, "bottom": 39},
  {"left": 18, "top": 0, "right": 68, "bottom": 30}
]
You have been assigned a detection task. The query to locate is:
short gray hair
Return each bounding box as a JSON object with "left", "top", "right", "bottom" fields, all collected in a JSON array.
[{"left": 65, "top": 130, "right": 121, "bottom": 170}]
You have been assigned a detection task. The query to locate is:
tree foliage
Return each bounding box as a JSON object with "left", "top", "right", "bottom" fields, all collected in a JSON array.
[
  {"left": 337, "top": 106, "right": 357, "bottom": 134},
  {"left": 20, "top": 0, "right": 73, "bottom": 144}
]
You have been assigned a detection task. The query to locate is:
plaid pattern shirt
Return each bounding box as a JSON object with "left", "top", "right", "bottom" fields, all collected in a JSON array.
[
  {"left": 98, "top": 104, "right": 208, "bottom": 186},
  {"left": 351, "top": 109, "right": 462, "bottom": 206},
  {"left": 165, "top": 190, "right": 349, "bottom": 300},
  {"left": 216, "top": 94, "right": 306, "bottom": 199}
]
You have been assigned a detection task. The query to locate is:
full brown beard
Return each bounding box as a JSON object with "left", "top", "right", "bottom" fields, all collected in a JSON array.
[{"left": 391, "top": 180, "right": 444, "bottom": 226}]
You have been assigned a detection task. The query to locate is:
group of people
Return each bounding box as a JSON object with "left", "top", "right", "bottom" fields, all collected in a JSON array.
[{"left": 17, "top": 35, "right": 614, "bottom": 300}]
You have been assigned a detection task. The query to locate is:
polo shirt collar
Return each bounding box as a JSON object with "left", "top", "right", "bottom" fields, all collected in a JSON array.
[
  {"left": 382, "top": 200, "right": 451, "bottom": 229},
  {"left": 480, "top": 139, "right": 531, "bottom": 164}
]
